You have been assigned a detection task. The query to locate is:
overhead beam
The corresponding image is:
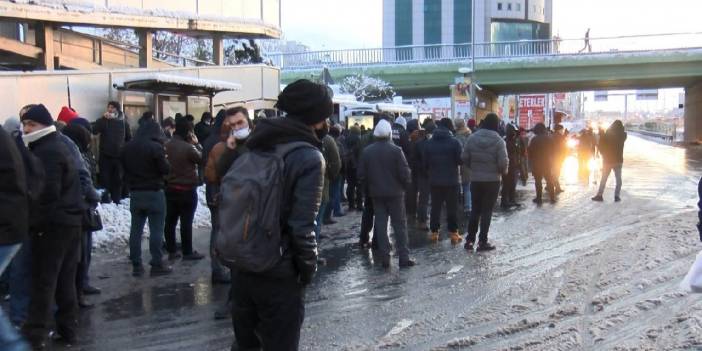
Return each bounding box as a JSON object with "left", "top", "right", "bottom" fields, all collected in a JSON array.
[
  {"left": 213, "top": 34, "right": 224, "bottom": 66},
  {"left": 0, "top": 2, "right": 281, "bottom": 39},
  {"left": 0, "top": 36, "right": 43, "bottom": 59}
]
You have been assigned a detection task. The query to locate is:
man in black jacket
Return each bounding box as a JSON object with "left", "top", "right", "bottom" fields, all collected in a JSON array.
[
  {"left": 0, "top": 125, "right": 31, "bottom": 350},
  {"left": 19, "top": 104, "right": 83, "bottom": 349},
  {"left": 122, "top": 119, "right": 172, "bottom": 277},
  {"left": 92, "top": 101, "right": 131, "bottom": 204},
  {"left": 229, "top": 80, "right": 325, "bottom": 350},
  {"left": 424, "top": 118, "right": 463, "bottom": 244},
  {"left": 358, "top": 119, "right": 415, "bottom": 268}
]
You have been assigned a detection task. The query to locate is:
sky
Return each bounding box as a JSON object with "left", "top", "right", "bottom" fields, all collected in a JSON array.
[
  {"left": 281, "top": 0, "right": 702, "bottom": 112},
  {"left": 282, "top": 0, "right": 702, "bottom": 50}
]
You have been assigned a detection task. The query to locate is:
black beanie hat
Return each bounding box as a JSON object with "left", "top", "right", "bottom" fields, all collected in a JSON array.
[
  {"left": 276, "top": 79, "right": 333, "bottom": 125},
  {"left": 21, "top": 104, "right": 54, "bottom": 126},
  {"left": 482, "top": 113, "right": 499, "bottom": 132},
  {"left": 175, "top": 117, "right": 193, "bottom": 139}
]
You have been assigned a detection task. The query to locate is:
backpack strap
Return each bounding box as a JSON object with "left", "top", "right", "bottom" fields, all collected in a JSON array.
[{"left": 274, "top": 141, "right": 316, "bottom": 160}]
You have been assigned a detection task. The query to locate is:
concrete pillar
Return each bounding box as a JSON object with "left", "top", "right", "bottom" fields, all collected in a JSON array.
[
  {"left": 137, "top": 29, "right": 153, "bottom": 68},
  {"left": 684, "top": 82, "right": 702, "bottom": 143},
  {"left": 34, "top": 22, "right": 54, "bottom": 70},
  {"left": 213, "top": 34, "right": 224, "bottom": 66}
]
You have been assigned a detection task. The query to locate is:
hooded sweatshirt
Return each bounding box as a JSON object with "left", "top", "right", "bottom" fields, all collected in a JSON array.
[
  {"left": 462, "top": 128, "right": 508, "bottom": 182},
  {"left": 122, "top": 120, "right": 170, "bottom": 191}
]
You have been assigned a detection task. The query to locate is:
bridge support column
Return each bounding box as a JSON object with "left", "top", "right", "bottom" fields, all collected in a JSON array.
[
  {"left": 213, "top": 34, "right": 224, "bottom": 66},
  {"left": 475, "top": 89, "right": 499, "bottom": 122},
  {"left": 137, "top": 29, "right": 153, "bottom": 68},
  {"left": 35, "top": 22, "right": 54, "bottom": 70},
  {"left": 684, "top": 82, "right": 702, "bottom": 143}
]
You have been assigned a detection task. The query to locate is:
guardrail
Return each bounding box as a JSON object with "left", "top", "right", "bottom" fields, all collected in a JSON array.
[{"left": 268, "top": 32, "right": 702, "bottom": 70}]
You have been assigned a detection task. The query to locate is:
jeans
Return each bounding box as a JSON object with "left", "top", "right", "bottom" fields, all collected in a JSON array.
[
  {"left": 9, "top": 239, "right": 31, "bottom": 325},
  {"left": 314, "top": 199, "right": 328, "bottom": 243},
  {"left": 416, "top": 175, "right": 430, "bottom": 223},
  {"left": 0, "top": 244, "right": 30, "bottom": 351},
  {"left": 430, "top": 185, "right": 459, "bottom": 233},
  {"left": 462, "top": 182, "right": 472, "bottom": 213},
  {"left": 76, "top": 231, "right": 93, "bottom": 292},
  {"left": 23, "top": 227, "right": 81, "bottom": 345},
  {"left": 330, "top": 177, "right": 344, "bottom": 217},
  {"left": 597, "top": 163, "right": 623, "bottom": 197},
  {"left": 501, "top": 168, "right": 518, "bottom": 206},
  {"left": 467, "top": 181, "right": 501, "bottom": 244},
  {"left": 99, "top": 156, "right": 123, "bottom": 204},
  {"left": 231, "top": 272, "right": 305, "bottom": 351},
  {"left": 165, "top": 188, "right": 198, "bottom": 255},
  {"left": 208, "top": 205, "right": 227, "bottom": 277},
  {"left": 129, "top": 190, "right": 166, "bottom": 266},
  {"left": 372, "top": 196, "right": 410, "bottom": 262}
]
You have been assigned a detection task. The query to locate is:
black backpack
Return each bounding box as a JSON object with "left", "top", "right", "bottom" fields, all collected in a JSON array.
[{"left": 216, "top": 142, "right": 313, "bottom": 272}]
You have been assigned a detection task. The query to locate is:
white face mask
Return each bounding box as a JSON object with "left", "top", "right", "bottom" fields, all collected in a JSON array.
[{"left": 233, "top": 127, "right": 251, "bottom": 140}]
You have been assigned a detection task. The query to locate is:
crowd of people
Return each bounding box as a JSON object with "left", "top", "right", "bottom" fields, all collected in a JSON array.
[{"left": 0, "top": 78, "right": 629, "bottom": 350}]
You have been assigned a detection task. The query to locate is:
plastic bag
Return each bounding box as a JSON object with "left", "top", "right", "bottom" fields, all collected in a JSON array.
[{"left": 680, "top": 250, "right": 702, "bottom": 293}]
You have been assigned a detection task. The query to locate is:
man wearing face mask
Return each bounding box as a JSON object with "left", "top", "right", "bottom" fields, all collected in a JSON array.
[{"left": 227, "top": 79, "right": 326, "bottom": 350}]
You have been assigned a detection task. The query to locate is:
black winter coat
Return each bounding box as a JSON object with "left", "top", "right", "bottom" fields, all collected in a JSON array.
[
  {"left": 92, "top": 114, "right": 131, "bottom": 158},
  {"left": 28, "top": 131, "right": 83, "bottom": 232},
  {"left": 600, "top": 131, "right": 627, "bottom": 165},
  {"left": 194, "top": 121, "right": 212, "bottom": 145},
  {"left": 423, "top": 128, "right": 462, "bottom": 187},
  {"left": 358, "top": 139, "right": 411, "bottom": 198},
  {"left": 392, "top": 123, "right": 411, "bottom": 158},
  {"left": 0, "top": 126, "right": 28, "bottom": 245},
  {"left": 122, "top": 120, "right": 170, "bottom": 191},
  {"left": 528, "top": 133, "right": 553, "bottom": 175},
  {"left": 245, "top": 117, "right": 324, "bottom": 285}
]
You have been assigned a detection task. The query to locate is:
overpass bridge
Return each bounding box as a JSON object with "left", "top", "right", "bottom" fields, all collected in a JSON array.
[{"left": 273, "top": 33, "right": 702, "bottom": 142}]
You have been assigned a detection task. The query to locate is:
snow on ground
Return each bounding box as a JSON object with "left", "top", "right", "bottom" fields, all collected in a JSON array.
[{"left": 92, "top": 186, "right": 211, "bottom": 251}]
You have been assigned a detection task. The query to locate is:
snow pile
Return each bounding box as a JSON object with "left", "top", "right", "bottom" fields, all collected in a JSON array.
[
  {"left": 112, "top": 73, "right": 242, "bottom": 92},
  {"left": 92, "top": 187, "right": 211, "bottom": 251}
]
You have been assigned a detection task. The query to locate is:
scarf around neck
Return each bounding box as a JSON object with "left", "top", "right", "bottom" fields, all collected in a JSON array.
[{"left": 22, "top": 125, "right": 56, "bottom": 147}]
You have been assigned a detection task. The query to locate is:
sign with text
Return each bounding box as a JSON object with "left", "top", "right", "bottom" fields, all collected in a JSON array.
[{"left": 518, "top": 94, "right": 545, "bottom": 129}]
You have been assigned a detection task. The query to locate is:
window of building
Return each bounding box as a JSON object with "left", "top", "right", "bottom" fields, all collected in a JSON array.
[
  {"left": 424, "top": 0, "right": 442, "bottom": 46},
  {"left": 516, "top": 3, "right": 521, "bottom": 11},
  {"left": 497, "top": 2, "right": 502, "bottom": 10},
  {"left": 507, "top": 3, "right": 512, "bottom": 11},
  {"left": 395, "top": 0, "right": 413, "bottom": 46},
  {"left": 454, "top": 0, "right": 472, "bottom": 44}
]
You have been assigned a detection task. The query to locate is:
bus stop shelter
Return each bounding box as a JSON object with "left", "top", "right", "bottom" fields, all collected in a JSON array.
[{"left": 112, "top": 73, "right": 242, "bottom": 120}]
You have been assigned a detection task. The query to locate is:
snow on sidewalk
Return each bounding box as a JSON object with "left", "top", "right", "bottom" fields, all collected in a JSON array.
[{"left": 93, "top": 187, "right": 211, "bottom": 251}]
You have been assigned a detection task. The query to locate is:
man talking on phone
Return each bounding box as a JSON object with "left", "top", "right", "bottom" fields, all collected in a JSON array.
[{"left": 92, "top": 101, "right": 131, "bottom": 204}]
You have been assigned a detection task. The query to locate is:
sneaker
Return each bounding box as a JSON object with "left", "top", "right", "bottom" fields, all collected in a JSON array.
[
  {"left": 614, "top": 196, "right": 621, "bottom": 202},
  {"left": 532, "top": 198, "right": 543, "bottom": 204},
  {"left": 214, "top": 305, "right": 231, "bottom": 320},
  {"left": 82, "top": 285, "right": 101, "bottom": 295},
  {"left": 449, "top": 231, "right": 463, "bottom": 244},
  {"left": 399, "top": 258, "right": 416, "bottom": 268},
  {"left": 78, "top": 295, "right": 94, "bottom": 309},
  {"left": 476, "top": 242, "right": 497, "bottom": 252},
  {"left": 591, "top": 195, "right": 604, "bottom": 202},
  {"left": 132, "top": 264, "right": 145, "bottom": 277},
  {"left": 150, "top": 264, "right": 173, "bottom": 276},
  {"left": 429, "top": 232, "right": 440, "bottom": 242},
  {"left": 464, "top": 241, "right": 475, "bottom": 251},
  {"left": 182, "top": 251, "right": 205, "bottom": 261}
]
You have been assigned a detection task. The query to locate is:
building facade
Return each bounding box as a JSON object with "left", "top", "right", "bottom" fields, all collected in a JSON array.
[{"left": 382, "top": 0, "right": 552, "bottom": 47}]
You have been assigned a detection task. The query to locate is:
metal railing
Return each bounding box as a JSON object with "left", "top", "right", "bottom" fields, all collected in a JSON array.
[{"left": 268, "top": 32, "right": 702, "bottom": 70}]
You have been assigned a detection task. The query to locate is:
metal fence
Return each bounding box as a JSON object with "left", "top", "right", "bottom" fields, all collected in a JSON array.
[{"left": 267, "top": 32, "right": 702, "bottom": 70}]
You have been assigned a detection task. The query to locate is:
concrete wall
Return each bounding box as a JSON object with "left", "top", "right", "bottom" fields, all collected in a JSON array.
[
  {"left": 0, "top": 64, "right": 280, "bottom": 124},
  {"left": 684, "top": 82, "right": 702, "bottom": 143}
]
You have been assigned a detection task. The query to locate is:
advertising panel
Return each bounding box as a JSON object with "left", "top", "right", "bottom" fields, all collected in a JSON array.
[{"left": 518, "top": 94, "right": 545, "bottom": 129}]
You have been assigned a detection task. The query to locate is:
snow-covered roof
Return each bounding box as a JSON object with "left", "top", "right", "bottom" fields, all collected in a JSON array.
[{"left": 113, "top": 73, "right": 241, "bottom": 96}]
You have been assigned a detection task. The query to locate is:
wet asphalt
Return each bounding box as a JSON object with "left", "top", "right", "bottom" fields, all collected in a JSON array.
[{"left": 49, "top": 134, "right": 702, "bottom": 351}]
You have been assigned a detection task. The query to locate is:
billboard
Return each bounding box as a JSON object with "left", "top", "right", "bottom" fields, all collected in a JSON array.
[
  {"left": 594, "top": 91, "right": 608, "bottom": 102},
  {"left": 636, "top": 89, "right": 658, "bottom": 100},
  {"left": 518, "top": 94, "right": 546, "bottom": 129}
]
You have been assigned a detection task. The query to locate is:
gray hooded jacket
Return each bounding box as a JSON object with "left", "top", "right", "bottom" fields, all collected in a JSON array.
[{"left": 461, "top": 128, "right": 508, "bottom": 182}]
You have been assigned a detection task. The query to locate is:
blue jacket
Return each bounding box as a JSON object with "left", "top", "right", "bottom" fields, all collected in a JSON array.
[{"left": 423, "top": 127, "right": 462, "bottom": 187}]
